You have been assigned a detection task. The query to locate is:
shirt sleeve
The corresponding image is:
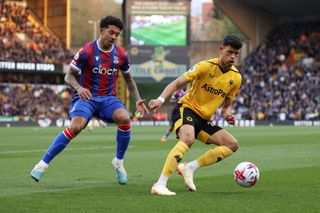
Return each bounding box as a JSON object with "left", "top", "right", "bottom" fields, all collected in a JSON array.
[
  {"left": 120, "top": 51, "right": 131, "bottom": 73},
  {"left": 70, "top": 46, "right": 88, "bottom": 74},
  {"left": 183, "top": 61, "right": 207, "bottom": 81}
]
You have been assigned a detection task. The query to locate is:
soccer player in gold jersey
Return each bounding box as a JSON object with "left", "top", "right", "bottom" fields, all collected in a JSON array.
[{"left": 149, "top": 35, "right": 243, "bottom": 195}]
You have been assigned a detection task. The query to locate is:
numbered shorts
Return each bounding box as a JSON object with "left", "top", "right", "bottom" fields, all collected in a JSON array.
[
  {"left": 171, "top": 104, "right": 222, "bottom": 143},
  {"left": 69, "top": 95, "right": 126, "bottom": 125}
]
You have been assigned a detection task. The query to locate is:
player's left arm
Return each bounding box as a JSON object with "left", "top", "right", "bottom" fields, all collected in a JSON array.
[
  {"left": 221, "top": 99, "right": 235, "bottom": 125},
  {"left": 122, "top": 72, "right": 149, "bottom": 117},
  {"left": 221, "top": 75, "right": 242, "bottom": 125}
]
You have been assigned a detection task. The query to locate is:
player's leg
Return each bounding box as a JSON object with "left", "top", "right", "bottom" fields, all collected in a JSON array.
[
  {"left": 31, "top": 116, "right": 87, "bottom": 182},
  {"left": 99, "top": 97, "right": 130, "bottom": 184},
  {"left": 152, "top": 106, "right": 195, "bottom": 195},
  {"left": 160, "top": 109, "right": 176, "bottom": 142},
  {"left": 199, "top": 129, "right": 238, "bottom": 164},
  {"left": 180, "top": 127, "right": 238, "bottom": 190},
  {"left": 160, "top": 122, "right": 174, "bottom": 142},
  {"left": 31, "top": 99, "right": 95, "bottom": 182},
  {"left": 190, "top": 128, "right": 238, "bottom": 170},
  {"left": 112, "top": 108, "right": 131, "bottom": 185}
]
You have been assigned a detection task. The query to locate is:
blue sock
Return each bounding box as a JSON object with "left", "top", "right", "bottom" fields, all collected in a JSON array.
[
  {"left": 165, "top": 130, "right": 171, "bottom": 138},
  {"left": 42, "top": 128, "right": 75, "bottom": 164},
  {"left": 116, "top": 128, "right": 131, "bottom": 160}
]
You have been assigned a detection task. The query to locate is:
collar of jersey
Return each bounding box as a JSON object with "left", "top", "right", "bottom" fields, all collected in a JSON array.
[{"left": 96, "top": 39, "right": 114, "bottom": 52}]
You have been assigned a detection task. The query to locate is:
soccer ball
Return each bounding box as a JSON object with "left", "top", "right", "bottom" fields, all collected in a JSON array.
[{"left": 234, "top": 162, "right": 260, "bottom": 187}]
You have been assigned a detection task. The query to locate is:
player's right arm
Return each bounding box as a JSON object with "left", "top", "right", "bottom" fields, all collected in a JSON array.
[
  {"left": 148, "top": 75, "right": 189, "bottom": 112},
  {"left": 65, "top": 45, "right": 92, "bottom": 100},
  {"left": 148, "top": 61, "right": 205, "bottom": 112},
  {"left": 64, "top": 67, "right": 92, "bottom": 100}
]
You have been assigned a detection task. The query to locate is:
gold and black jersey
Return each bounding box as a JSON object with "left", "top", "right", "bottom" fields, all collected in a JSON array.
[{"left": 179, "top": 58, "right": 242, "bottom": 121}]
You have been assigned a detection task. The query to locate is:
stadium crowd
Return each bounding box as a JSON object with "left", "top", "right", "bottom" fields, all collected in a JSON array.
[
  {"left": 234, "top": 21, "right": 320, "bottom": 121},
  {"left": 0, "top": 4, "right": 319, "bottom": 123},
  {"left": 0, "top": 83, "right": 72, "bottom": 122},
  {"left": 0, "top": 2, "right": 71, "bottom": 64}
]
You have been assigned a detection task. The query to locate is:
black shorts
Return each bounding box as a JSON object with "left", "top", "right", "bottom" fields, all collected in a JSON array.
[{"left": 171, "top": 104, "right": 222, "bottom": 143}]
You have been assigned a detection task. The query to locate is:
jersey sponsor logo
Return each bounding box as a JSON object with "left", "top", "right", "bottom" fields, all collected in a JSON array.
[
  {"left": 92, "top": 65, "right": 117, "bottom": 75},
  {"left": 201, "top": 83, "right": 226, "bottom": 97}
]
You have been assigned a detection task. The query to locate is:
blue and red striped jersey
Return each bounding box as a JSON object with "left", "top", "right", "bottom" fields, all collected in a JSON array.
[{"left": 70, "top": 40, "right": 130, "bottom": 97}]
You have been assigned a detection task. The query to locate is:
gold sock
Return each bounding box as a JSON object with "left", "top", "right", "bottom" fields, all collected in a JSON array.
[
  {"left": 161, "top": 141, "right": 189, "bottom": 176},
  {"left": 197, "top": 146, "right": 233, "bottom": 167}
]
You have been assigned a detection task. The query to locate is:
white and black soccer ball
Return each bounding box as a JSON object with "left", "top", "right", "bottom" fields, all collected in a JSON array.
[{"left": 234, "top": 162, "right": 260, "bottom": 187}]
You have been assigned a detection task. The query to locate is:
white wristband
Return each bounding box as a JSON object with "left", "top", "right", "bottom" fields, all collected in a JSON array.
[{"left": 157, "top": 96, "right": 165, "bottom": 104}]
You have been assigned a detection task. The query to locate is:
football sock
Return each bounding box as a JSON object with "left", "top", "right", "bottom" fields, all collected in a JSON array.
[
  {"left": 186, "top": 160, "right": 200, "bottom": 172},
  {"left": 42, "top": 128, "right": 76, "bottom": 164},
  {"left": 161, "top": 141, "right": 189, "bottom": 176},
  {"left": 38, "top": 160, "right": 48, "bottom": 168},
  {"left": 113, "top": 157, "right": 123, "bottom": 165},
  {"left": 116, "top": 123, "right": 131, "bottom": 160},
  {"left": 164, "top": 129, "right": 171, "bottom": 138},
  {"left": 197, "top": 146, "right": 233, "bottom": 167},
  {"left": 156, "top": 174, "right": 169, "bottom": 186}
]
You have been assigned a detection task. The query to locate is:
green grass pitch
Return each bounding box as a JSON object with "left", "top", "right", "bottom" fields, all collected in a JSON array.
[
  {"left": 131, "top": 19, "right": 186, "bottom": 46},
  {"left": 0, "top": 126, "right": 319, "bottom": 212}
]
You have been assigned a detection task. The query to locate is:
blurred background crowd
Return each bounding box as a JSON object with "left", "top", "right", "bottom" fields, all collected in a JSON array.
[
  {"left": 235, "top": 22, "right": 320, "bottom": 121},
  {"left": 0, "top": 0, "right": 319, "bottom": 123},
  {"left": 0, "top": 2, "right": 72, "bottom": 63}
]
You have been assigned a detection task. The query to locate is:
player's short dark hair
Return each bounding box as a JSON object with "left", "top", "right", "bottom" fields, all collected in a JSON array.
[
  {"left": 222, "top": 35, "right": 242, "bottom": 49},
  {"left": 100, "top": 16, "right": 124, "bottom": 30}
]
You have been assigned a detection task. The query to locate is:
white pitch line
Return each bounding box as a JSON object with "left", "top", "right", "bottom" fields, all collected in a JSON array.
[{"left": 0, "top": 145, "right": 134, "bottom": 154}]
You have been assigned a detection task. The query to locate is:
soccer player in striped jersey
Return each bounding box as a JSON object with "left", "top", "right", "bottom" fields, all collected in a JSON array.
[
  {"left": 149, "top": 35, "right": 243, "bottom": 195},
  {"left": 31, "top": 16, "right": 148, "bottom": 185}
]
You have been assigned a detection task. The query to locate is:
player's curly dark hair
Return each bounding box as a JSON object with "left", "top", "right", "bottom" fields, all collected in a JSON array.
[
  {"left": 222, "top": 35, "right": 243, "bottom": 49},
  {"left": 100, "top": 16, "right": 124, "bottom": 30}
]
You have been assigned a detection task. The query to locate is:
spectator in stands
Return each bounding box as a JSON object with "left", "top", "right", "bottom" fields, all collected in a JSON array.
[
  {"left": 0, "top": 83, "right": 71, "bottom": 121},
  {"left": 236, "top": 21, "right": 320, "bottom": 121},
  {"left": 0, "top": 2, "right": 72, "bottom": 64}
]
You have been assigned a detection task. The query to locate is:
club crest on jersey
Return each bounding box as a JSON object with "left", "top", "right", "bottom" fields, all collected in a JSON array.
[
  {"left": 95, "top": 56, "right": 99, "bottom": 61},
  {"left": 229, "top": 80, "right": 235, "bottom": 87},
  {"left": 113, "top": 56, "right": 119, "bottom": 64}
]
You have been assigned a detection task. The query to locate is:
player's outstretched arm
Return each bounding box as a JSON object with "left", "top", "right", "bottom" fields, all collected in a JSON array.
[
  {"left": 122, "top": 72, "right": 149, "bottom": 117},
  {"left": 221, "top": 99, "right": 236, "bottom": 125},
  {"left": 148, "top": 75, "right": 188, "bottom": 112},
  {"left": 65, "top": 67, "right": 92, "bottom": 100}
]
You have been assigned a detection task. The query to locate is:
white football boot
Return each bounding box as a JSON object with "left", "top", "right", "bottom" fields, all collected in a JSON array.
[
  {"left": 31, "top": 161, "right": 48, "bottom": 182},
  {"left": 151, "top": 184, "right": 176, "bottom": 196},
  {"left": 111, "top": 158, "right": 127, "bottom": 185},
  {"left": 177, "top": 163, "right": 196, "bottom": 191}
]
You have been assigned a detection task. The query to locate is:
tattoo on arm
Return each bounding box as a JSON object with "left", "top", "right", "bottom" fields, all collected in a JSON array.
[
  {"left": 65, "top": 68, "right": 81, "bottom": 90},
  {"left": 123, "top": 73, "right": 141, "bottom": 101}
]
